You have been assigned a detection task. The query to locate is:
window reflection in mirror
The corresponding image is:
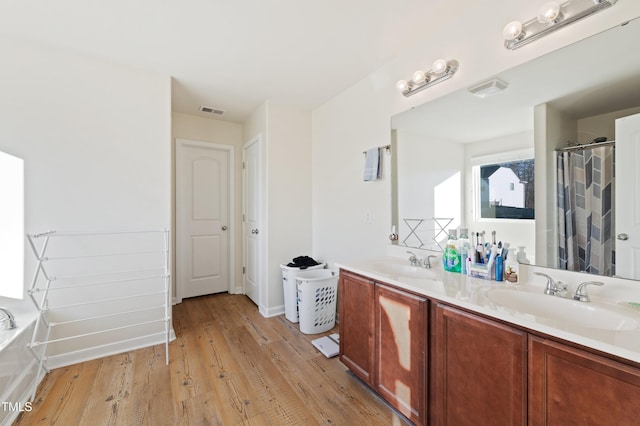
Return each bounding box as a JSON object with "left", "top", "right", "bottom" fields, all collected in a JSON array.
[
  {"left": 471, "top": 149, "right": 534, "bottom": 223},
  {"left": 476, "top": 158, "right": 535, "bottom": 220},
  {"left": 0, "top": 150, "right": 24, "bottom": 299}
]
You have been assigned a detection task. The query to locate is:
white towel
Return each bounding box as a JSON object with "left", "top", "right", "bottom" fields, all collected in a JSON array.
[{"left": 363, "top": 147, "right": 381, "bottom": 181}]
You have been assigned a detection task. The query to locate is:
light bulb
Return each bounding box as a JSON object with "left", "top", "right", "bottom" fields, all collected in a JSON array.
[
  {"left": 396, "top": 79, "right": 409, "bottom": 92},
  {"left": 503, "top": 20, "right": 523, "bottom": 41},
  {"left": 412, "top": 70, "right": 426, "bottom": 84},
  {"left": 432, "top": 59, "right": 448, "bottom": 75},
  {"left": 538, "top": 2, "right": 561, "bottom": 24}
]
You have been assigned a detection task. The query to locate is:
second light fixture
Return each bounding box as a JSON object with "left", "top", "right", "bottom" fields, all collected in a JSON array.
[{"left": 503, "top": 0, "right": 618, "bottom": 50}]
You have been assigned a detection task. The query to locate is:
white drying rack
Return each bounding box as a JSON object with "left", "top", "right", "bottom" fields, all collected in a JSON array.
[
  {"left": 400, "top": 217, "right": 453, "bottom": 251},
  {"left": 25, "top": 229, "right": 171, "bottom": 400}
]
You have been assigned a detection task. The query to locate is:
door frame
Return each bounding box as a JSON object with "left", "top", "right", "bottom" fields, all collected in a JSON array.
[
  {"left": 615, "top": 112, "right": 640, "bottom": 279},
  {"left": 242, "top": 134, "right": 265, "bottom": 310},
  {"left": 175, "top": 138, "right": 235, "bottom": 304}
]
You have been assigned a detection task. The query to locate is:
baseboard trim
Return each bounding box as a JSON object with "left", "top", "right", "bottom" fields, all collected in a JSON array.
[
  {"left": 259, "top": 304, "right": 285, "bottom": 318},
  {"left": 45, "top": 328, "right": 177, "bottom": 370}
]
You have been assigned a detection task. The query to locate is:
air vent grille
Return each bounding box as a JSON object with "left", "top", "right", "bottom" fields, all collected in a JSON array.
[
  {"left": 467, "top": 78, "right": 508, "bottom": 98},
  {"left": 200, "top": 106, "right": 225, "bottom": 115}
]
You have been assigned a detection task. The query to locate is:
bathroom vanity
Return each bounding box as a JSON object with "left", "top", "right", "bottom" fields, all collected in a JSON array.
[{"left": 337, "top": 257, "right": 640, "bottom": 426}]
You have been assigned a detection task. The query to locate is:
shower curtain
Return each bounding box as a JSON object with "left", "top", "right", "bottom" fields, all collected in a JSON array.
[{"left": 557, "top": 146, "right": 615, "bottom": 276}]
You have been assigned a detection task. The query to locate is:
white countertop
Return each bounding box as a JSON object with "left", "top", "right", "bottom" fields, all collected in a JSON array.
[{"left": 336, "top": 254, "right": 640, "bottom": 365}]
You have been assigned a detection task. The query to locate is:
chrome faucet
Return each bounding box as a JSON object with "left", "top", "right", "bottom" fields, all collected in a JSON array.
[
  {"left": 0, "top": 307, "right": 17, "bottom": 330},
  {"left": 573, "top": 281, "right": 604, "bottom": 302},
  {"left": 407, "top": 251, "right": 420, "bottom": 266},
  {"left": 423, "top": 255, "right": 438, "bottom": 269},
  {"left": 534, "top": 272, "right": 568, "bottom": 297}
]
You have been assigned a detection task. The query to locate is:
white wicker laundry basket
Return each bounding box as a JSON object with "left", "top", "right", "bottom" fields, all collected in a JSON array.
[
  {"left": 280, "top": 263, "right": 326, "bottom": 323},
  {"left": 296, "top": 269, "right": 338, "bottom": 334}
]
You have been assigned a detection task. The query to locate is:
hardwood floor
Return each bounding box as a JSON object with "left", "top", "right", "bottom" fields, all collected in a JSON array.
[{"left": 15, "top": 293, "right": 403, "bottom": 425}]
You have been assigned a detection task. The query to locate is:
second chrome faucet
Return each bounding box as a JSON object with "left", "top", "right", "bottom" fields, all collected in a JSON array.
[{"left": 534, "top": 272, "right": 604, "bottom": 302}]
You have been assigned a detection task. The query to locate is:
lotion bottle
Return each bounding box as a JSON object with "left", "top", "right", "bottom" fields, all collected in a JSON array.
[{"left": 505, "top": 248, "right": 519, "bottom": 283}]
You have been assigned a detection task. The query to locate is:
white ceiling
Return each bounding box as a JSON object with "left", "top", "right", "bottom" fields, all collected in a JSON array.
[{"left": 0, "top": 0, "right": 478, "bottom": 123}]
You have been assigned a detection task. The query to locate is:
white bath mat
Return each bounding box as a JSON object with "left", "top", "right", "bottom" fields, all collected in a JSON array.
[{"left": 311, "top": 333, "right": 339, "bottom": 358}]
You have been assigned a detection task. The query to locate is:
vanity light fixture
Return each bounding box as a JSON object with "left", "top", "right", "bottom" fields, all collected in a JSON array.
[
  {"left": 396, "top": 59, "right": 458, "bottom": 97},
  {"left": 503, "top": 0, "right": 618, "bottom": 50}
]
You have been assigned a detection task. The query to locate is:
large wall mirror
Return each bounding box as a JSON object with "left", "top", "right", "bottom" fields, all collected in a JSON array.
[{"left": 391, "top": 16, "right": 640, "bottom": 280}]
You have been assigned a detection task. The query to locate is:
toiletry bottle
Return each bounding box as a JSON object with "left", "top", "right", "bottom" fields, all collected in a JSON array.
[
  {"left": 495, "top": 255, "right": 504, "bottom": 282},
  {"left": 458, "top": 228, "right": 471, "bottom": 274},
  {"left": 505, "top": 248, "right": 519, "bottom": 283},
  {"left": 443, "top": 230, "right": 461, "bottom": 273}
]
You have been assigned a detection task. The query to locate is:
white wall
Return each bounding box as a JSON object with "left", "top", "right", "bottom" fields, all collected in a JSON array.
[
  {"left": 172, "top": 112, "right": 243, "bottom": 296},
  {"left": 0, "top": 37, "right": 171, "bottom": 238},
  {"left": 312, "top": 78, "right": 394, "bottom": 265},
  {"left": 267, "top": 104, "right": 313, "bottom": 309},
  {"left": 0, "top": 34, "right": 171, "bottom": 365},
  {"left": 534, "top": 103, "right": 577, "bottom": 267},
  {"left": 578, "top": 105, "right": 640, "bottom": 142},
  {"left": 395, "top": 130, "right": 463, "bottom": 250},
  {"left": 243, "top": 102, "right": 312, "bottom": 316},
  {"left": 312, "top": 1, "right": 640, "bottom": 268}
]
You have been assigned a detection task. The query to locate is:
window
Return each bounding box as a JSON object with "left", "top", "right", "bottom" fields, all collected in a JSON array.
[
  {"left": 473, "top": 150, "right": 534, "bottom": 220},
  {"left": 0, "top": 150, "right": 24, "bottom": 299}
]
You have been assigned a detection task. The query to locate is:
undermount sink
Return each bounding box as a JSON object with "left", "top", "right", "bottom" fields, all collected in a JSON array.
[
  {"left": 372, "top": 261, "right": 439, "bottom": 279},
  {"left": 487, "top": 288, "right": 639, "bottom": 331}
]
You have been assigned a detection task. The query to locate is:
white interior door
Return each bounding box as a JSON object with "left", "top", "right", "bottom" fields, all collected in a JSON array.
[
  {"left": 243, "top": 137, "right": 261, "bottom": 305},
  {"left": 615, "top": 112, "right": 640, "bottom": 279},
  {"left": 177, "top": 139, "right": 231, "bottom": 299}
]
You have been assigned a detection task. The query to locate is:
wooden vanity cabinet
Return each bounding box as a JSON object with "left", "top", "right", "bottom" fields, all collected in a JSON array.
[
  {"left": 529, "top": 336, "right": 640, "bottom": 425},
  {"left": 432, "top": 304, "right": 527, "bottom": 426},
  {"left": 340, "top": 269, "right": 640, "bottom": 425},
  {"left": 339, "top": 271, "right": 428, "bottom": 424},
  {"left": 375, "top": 283, "right": 428, "bottom": 425},
  {"left": 339, "top": 270, "right": 376, "bottom": 386}
]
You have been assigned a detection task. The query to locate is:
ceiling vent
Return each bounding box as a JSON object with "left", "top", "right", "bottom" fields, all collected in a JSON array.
[
  {"left": 200, "top": 106, "right": 225, "bottom": 115},
  {"left": 467, "top": 78, "right": 509, "bottom": 99}
]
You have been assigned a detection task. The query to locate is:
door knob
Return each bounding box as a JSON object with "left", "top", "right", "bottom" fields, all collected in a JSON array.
[
  {"left": 251, "top": 229, "right": 259, "bottom": 235},
  {"left": 618, "top": 233, "right": 629, "bottom": 241},
  {"left": 221, "top": 226, "right": 228, "bottom": 231}
]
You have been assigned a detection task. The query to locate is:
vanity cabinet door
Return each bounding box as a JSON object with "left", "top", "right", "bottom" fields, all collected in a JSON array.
[
  {"left": 433, "top": 304, "right": 527, "bottom": 426},
  {"left": 529, "top": 336, "right": 640, "bottom": 425},
  {"left": 339, "top": 270, "right": 376, "bottom": 386},
  {"left": 375, "top": 283, "right": 428, "bottom": 426}
]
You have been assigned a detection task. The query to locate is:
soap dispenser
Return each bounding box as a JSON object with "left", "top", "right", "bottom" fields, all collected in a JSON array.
[
  {"left": 443, "top": 230, "right": 461, "bottom": 273},
  {"left": 516, "top": 246, "right": 530, "bottom": 264}
]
